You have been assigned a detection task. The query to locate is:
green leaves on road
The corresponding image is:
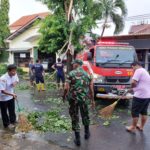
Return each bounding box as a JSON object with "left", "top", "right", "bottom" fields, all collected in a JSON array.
[{"left": 28, "top": 109, "right": 71, "bottom": 133}]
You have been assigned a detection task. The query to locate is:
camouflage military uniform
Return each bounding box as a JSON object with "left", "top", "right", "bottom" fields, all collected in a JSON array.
[{"left": 66, "top": 67, "right": 92, "bottom": 131}]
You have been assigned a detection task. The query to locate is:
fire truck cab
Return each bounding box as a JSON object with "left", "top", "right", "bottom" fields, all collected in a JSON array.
[{"left": 77, "top": 40, "right": 137, "bottom": 100}]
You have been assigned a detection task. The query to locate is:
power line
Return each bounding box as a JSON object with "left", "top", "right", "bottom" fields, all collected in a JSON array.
[{"left": 97, "top": 13, "right": 150, "bottom": 24}]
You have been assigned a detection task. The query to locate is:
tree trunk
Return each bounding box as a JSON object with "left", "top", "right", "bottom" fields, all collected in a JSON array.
[
  {"left": 68, "top": 0, "right": 73, "bottom": 22},
  {"left": 67, "top": 49, "right": 73, "bottom": 73},
  {"left": 64, "top": 0, "right": 74, "bottom": 73},
  {"left": 101, "top": 18, "right": 108, "bottom": 37}
]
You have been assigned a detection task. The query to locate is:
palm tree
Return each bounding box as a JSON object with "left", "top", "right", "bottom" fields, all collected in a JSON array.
[{"left": 100, "top": 0, "right": 127, "bottom": 37}]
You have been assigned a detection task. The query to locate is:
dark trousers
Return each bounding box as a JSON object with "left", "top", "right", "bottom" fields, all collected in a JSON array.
[
  {"left": 69, "top": 100, "right": 90, "bottom": 132},
  {"left": 0, "top": 98, "right": 16, "bottom": 127}
]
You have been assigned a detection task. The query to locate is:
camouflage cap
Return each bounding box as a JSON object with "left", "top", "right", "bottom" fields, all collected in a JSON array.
[{"left": 72, "top": 59, "right": 83, "bottom": 65}]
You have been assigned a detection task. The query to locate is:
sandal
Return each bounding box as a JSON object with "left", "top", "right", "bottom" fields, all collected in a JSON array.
[
  {"left": 136, "top": 125, "right": 143, "bottom": 131},
  {"left": 125, "top": 126, "right": 136, "bottom": 133}
]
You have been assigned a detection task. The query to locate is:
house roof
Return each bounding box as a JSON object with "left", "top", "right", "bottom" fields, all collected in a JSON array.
[
  {"left": 101, "top": 33, "right": 150, "bottom": 40},
  {"left": 129, "top": 24, "right": 150, "bottom": 34},
  {"left": 10, "top": 12, "right": 49, "bottom": 32},
  {"left": 7, "top": 12, "right": 50, "bottom": 41},
  {"left": 101, "top": 34, "right": 150, "bottom": 49}
]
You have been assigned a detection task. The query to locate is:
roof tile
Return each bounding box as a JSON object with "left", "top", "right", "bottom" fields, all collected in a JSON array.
[
  {"left": 10, "top": 12, "right": 49, "bottom": 31},
  {"left": 129, "top": 24, "right": 150, "bottom": 34}
]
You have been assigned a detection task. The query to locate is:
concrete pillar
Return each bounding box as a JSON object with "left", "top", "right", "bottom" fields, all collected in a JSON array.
[
  {"left": 30, "top": 48, "right": 34, "bottom": 58},
  {"left": 33, "top": 47, "right": 38, "bottom": 62},
  {"left": 8, "top": 52, "right": 14, "bottom": 64}
]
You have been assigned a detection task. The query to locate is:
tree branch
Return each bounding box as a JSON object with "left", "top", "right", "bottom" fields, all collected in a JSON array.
[{"left": 67, "top": 0, "right": 73, "bottom": 22}]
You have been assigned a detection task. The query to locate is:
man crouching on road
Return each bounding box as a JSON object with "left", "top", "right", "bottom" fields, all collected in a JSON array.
[
  {"left": 0, "top": 64, "right": 18, "bottom": 129},
  {"left": 63, "top": 59, "right": 95, "bottom": 146},
  {"left": 126, "top": 61, "right": 150, "bottom": 132}
]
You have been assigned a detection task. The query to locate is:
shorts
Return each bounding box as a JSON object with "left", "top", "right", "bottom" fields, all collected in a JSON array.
[
  {"left": 29, "top": 72, "right": 35, "bottom": 81},
  {"left": 57, "top": 74, "right": 65, "bottom": 83},
  {"left": 35, "top": 76, "right": 44, "bottom": 84},
  {"left": 131, "top": 97, "right": 150, "bottom": 118},
  {"left": 29, "top": 74, "right": 35, "bottom": 81}
]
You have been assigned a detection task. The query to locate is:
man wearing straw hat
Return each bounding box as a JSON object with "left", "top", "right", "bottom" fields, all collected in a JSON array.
[
  {"left": 126, "top": 61, "right": 150, "bottom": 132},
  {"left": 63, "top": 59, "right": 95, "bottom": 146}
]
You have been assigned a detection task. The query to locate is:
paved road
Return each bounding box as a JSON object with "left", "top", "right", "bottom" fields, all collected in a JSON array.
[{"left": 1, "top": 89, "right": 150, "bottom": 150}]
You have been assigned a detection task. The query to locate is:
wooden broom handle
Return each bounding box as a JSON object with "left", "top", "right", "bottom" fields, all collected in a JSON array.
[{"left": 116, "top": 90, "right": 129, "bottom": 103}]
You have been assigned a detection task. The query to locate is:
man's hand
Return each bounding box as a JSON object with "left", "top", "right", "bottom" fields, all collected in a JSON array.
[
  {"left": 62, "top": 83, "right": 69, "bottom": 103},
  {"left": 126, "top": 88, "right": 133, "bottom": 93},
  {"left": 12, "top": 82, "right": 18, "bottom": 87},
  {"left": 12, "top": 94, "right": 17, "bottom": 99},
  {"left": 131, "top": 79, "right": 137, "bottom": 88}
]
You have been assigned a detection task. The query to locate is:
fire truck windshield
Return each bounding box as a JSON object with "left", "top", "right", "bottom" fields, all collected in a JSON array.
[{"left": 96, "top": 46, "right": 136, "bottom": 66}]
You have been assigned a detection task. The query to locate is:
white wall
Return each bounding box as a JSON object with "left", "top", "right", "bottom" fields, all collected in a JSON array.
[
  {"left": 8, "top": 52, "right": 14, "bottom": 64},
  {"left": 9, "top": 24, "right": 40, "bottom": 49},
  {"left": 8, "top": 23, "right": 40, "bottom": 64}
]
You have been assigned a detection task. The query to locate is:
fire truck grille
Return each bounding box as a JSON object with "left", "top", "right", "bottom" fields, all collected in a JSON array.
[{"left": 106, "top": 76, "right": 130, "bottom": 83}]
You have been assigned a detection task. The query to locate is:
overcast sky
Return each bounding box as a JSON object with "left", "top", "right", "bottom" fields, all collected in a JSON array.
[{"left": 9, "top": 0, "right": 150, "bottom": 35}]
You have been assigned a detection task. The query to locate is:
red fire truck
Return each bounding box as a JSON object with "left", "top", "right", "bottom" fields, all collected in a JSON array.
[{"left": 77, "top": 40, "right": 137, "bottom": 100}]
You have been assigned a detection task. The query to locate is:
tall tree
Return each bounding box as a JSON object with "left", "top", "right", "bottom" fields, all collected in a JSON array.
[
  {"left": 100, "top": 0, "right": 127, "bottom": 37},
  {"left": 37, "top": 0, "right": 103, "bottom": 71},
  {"left": 0, "top": 0, "right": 10, "bottom": 48}
]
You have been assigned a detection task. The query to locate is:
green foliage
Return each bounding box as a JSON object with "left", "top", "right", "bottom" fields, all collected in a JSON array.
[
  {"left": 16, "top": 83, "right": 30, "bottom": 91},
  {"left": 103, "top": 120, "right": 110, "bottom": 126},
  {"left": 28, "top": 110, "right": 71, "bottom": 133},
  {"left": 0, "top": 64, "right": 26, "bottom": 76},
  {"left": 0, "top": 0, "right": 10, "bottom": 48},
  {"left": 44, "top": 97, "right": 62, "bottom": 105},
  {"left": 0, "top": 51, "right": 9, "bottom": 63},
  {"left": 0, "top": 63, "right": 7, "bottom": 75},
  {"left": 37, "top": 0, "right": 104, "bottom": 53},
  {"left": 17, "top": 67, "right": 26, "bottom": 75},
  {"left": 100, "top": 0, "right": 127, "bottom": 36},
  {"left": 38, "top": 15, "right": 69, "bottom": 53}
]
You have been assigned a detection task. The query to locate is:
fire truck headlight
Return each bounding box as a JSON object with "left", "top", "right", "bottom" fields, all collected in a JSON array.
[{"left": 93, "top": 74, "right": 105, "bottom": 83}]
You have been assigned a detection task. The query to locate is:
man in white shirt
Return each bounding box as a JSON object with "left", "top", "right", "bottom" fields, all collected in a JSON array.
[{"left": 0, "top": 64, "right": 18, "bottom": 128}]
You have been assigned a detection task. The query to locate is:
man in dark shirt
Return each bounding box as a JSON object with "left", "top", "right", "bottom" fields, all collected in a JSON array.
[
  {"left": 52, "top": 58, "right": 65, "bottom": 89},
  {"left": 32, "top": 59, "right": 45, "bottom": 91}
]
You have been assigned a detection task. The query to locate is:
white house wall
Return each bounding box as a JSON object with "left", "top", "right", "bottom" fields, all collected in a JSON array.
[
  {"left": 8, "top": 52, "right": 14, "bottom": 64},
  {"left": 9, "top": 24, "right": 40, "bottom": 49}
]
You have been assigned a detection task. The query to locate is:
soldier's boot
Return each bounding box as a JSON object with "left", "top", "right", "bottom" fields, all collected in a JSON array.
[
  {"left": 41, "top": 83, "right": 46, "bottom": 91},
  {"left": 84, "top": 125, "right": 90, "bottom": 139},
  {"left": 36, "top": 84, "right": 40, "bottom": 91},
  {"left": 74, "top": 132, "right": 81, "bottom": 146}
]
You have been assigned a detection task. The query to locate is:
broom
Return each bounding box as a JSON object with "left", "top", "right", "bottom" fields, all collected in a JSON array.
[
  {"left": 15, "top": 99, "right": 33, "bottom": 133},
  {"left": 99, "top": 90, "right": 128, "bottom": 119}
]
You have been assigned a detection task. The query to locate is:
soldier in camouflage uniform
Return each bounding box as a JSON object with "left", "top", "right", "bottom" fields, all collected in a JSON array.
[{"left": 63, "top": 59, "right": 95, "bottom": 146}]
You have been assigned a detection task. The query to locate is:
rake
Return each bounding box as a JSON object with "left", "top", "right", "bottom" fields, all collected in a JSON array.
[{"left": 99, "top": 90, "right": 129, "bottom": 119}]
